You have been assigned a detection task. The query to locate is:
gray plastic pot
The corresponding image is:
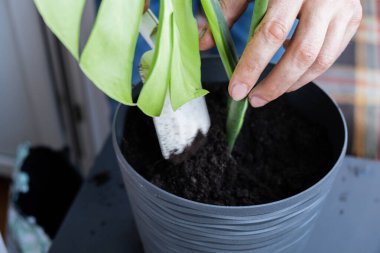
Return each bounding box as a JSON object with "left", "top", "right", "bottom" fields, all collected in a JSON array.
[{"left": 113, "top": 57, "right": 347, "bottom": 253}]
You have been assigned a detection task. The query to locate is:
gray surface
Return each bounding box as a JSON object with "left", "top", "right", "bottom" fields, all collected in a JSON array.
[
  {"left": 305, "top": 157, "right": 380, "bottom": 253},
  {"left": 50, "top": 137, "right": 380, "bottom": 253}
]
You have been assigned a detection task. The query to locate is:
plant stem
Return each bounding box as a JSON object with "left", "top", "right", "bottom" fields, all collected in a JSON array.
[
  {"left": 201, "top": 0, "right": 246, "bottom": 152},
  {"left": 201, "top": 0, "right": 268, "bottom": 152},
  {"left": 227, "top": 0, "right": 269, "bottom": 151},
  {"left": 225, "top": 1, "right": 269, "bottom": 151}
]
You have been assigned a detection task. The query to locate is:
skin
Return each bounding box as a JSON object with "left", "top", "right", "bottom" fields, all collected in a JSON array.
[
  {"left": 146, "top": 0, "right": 363, "bottom": 107},
  {"left": 143, "top": 0, "right": 150, "bottom": 13}
]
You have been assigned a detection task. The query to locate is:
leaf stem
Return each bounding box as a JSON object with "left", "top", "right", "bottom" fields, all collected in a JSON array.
[
  {"left": 201, "top": 0, "right": 248, "bottom": 152},
  {"left": 201, "top": 0, "right": 268, "bottom": 152}
]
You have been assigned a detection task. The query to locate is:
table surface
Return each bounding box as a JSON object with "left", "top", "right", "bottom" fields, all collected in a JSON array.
[{"left": 49, "top": 137, "right": 380, "bottom": 253}]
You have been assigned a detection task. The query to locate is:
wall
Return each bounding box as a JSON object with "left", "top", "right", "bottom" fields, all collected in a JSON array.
[{"left": 0, "top": 0, "right": 64, "bottom": 176}]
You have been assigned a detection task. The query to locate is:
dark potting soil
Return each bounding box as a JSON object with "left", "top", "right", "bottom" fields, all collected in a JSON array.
[
  {"left": 122, "top": 84, "right": 333, "bottom": 206},
  {"left": 16, "top": 147, "right": 82, "bottom": 238}
]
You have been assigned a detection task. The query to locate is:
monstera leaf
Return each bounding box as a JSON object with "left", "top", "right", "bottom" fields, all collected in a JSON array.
[
  {"left": 80, "top": 0, "right": 144, "bottom": 105},
  {"left": 34, "top": 0, "right": 86, "bottom": 60},
  {"left": 34, "top": 0, "right": 206, "bottom": 116},
  {"left": 137, "top": 0, "right": 208, "bottom": 116},
  {"left": 34, "top": 0, "right": 268, "bottom": 151}
]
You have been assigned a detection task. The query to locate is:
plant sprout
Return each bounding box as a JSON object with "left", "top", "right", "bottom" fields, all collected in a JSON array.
[{"left": 201, "top": 0, "right": 268, "bottom": 151}]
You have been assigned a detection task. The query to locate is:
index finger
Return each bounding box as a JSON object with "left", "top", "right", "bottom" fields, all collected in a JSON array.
[{"left": 229, "top": 0, "right": 302, "bottom": 101}]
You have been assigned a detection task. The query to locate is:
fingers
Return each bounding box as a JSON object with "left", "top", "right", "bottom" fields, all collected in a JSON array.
[
  {"left": 199, "top": 0, "right": 249, "bottom": 50},
  {"left": 143, "top": 0, "right": 150, "bottom": 13},
  {"left": 337, "top": 4, "right": 363, "bottom": 54},
  {"left": 228, "top": 0, "right": 303, "bottom": 100},
  {"left": 226, "top": 0, "right": 362, "bottom": 106},
  {"left": 287, "top": 3, "right": 363, "bottom": 92},
  {"left": 246, "top": 2, "right": 333, "bottom": 107},
  {"left": 286, "top": 18, "right": 347, "bottom": 92}
]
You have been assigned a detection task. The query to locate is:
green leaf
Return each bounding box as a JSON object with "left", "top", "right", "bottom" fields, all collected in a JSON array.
[
  {"left": 201, "top": 0, "right": 247, "bottom": 151},
  {"left": 200, "top": 0, "right": 238, "bottom": 78},
  {"left": 35, "top": 0, "right": 207, "bottom": 117},
  {"left": 80, "top": 0, "right": 144, "bottom": 106},
  {"left": 169, "top": 0, "right": 208, "bottom": 111},
  {"left": 226, "top": 99, "right": 248, "bottom": 151},
  {"left": 33, "top": 0, "right": 86, "bottom": 60},
  {"left": 227, "top": 0, "right": 268, "bottom": 151},
  {"left": 249, "top": 0, "right": 269, "bottom": 38},
  {"left": 138, "top": 0, "right": 207, "bottom": 116},
  {"left": 202, "top": 0, "right": 269, "bottom": 152},
  {"left": 139, "top": 50, "right": 155, "bottom": 83},
  {"left": 137, "top": 0, "right": 172, "bottom": 116}
]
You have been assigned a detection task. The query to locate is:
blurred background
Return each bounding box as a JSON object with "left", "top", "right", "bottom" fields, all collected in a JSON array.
[
  {"left": 0, "top": 0, "right": 379, "bottom": 252},
  {"left": 0, "top": 0, "right": 111, "bottom": 179},
  {"left": 0, "top": 1, "right": 110, "bottom": 251}
]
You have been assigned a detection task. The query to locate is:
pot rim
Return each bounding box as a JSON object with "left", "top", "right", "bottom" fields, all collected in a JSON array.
[{"left": 112, "top": 82, "right": 348, "bottom": 210}]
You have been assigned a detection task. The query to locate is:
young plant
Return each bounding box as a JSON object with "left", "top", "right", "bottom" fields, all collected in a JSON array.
[
  {"left": 34, "top": 0, "right": 268, "bottom": 154},
  {"left": 34, "top": 0, "right": 207, "bottom": 117},
  {"left": 201, "top": 0, "right": 268, "bottom": 151}
]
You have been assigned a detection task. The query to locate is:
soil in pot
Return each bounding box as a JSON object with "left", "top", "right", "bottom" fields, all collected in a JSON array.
[{"left": 122, "top": 83, "right": 333, "bottom": 206}]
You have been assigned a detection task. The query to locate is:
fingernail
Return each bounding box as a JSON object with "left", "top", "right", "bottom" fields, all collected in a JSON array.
[
  {"left": 250, "top": 95, "right": 268, "bottom": 107},
  {"left": 231, "top": 83, "right": 248, "bottom": 101}
]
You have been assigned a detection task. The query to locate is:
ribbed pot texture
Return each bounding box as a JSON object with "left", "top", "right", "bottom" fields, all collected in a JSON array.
[{"left": 113, "top": 59, "right": 347, "bottom": 253}]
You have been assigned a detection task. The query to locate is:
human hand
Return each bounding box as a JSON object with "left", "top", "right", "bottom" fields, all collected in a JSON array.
[{"left": 199, "top": 0, "right": 362, "bottom": 107}]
